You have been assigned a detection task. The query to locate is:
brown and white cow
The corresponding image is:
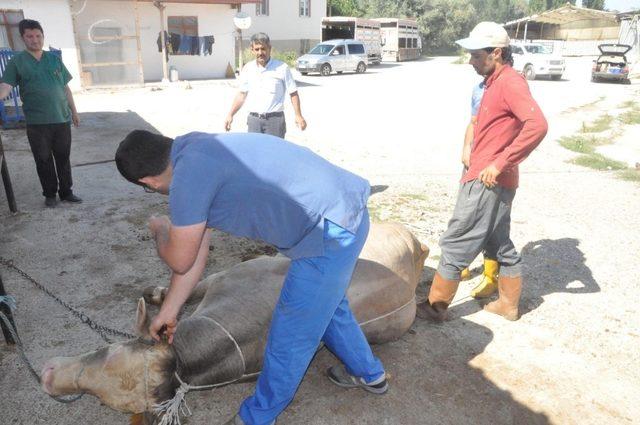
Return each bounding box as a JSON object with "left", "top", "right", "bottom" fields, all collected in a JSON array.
[{"left": 41, "top": 223, "right": 428, "bottom": 419}]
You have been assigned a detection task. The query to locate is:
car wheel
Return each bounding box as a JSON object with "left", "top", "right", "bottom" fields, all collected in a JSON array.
[
  {"left": 320, "top": 63, "right": 331, "bottom": 76},
  {"left": 591, "top": 75, "right": 598, "bottom": 83},
  {"left": 623, "top": 78, "right": 631, "bottom": 85},
  {"left": 524, "top": 65, "right": 536, "bottom": 80},
  {"left": 301, "top": 72, "right": 308, "bottom": 76},
  {"left": 356, "top": 62, "right": 367, "bottom": 73},
  {"left": 551, "top": 75, "right": 561, "bottom": 81}
]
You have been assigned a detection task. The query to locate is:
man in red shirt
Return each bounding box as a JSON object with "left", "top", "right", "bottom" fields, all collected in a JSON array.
[{"left": 417, "top": 22, "right": 548, "bottom": 322}]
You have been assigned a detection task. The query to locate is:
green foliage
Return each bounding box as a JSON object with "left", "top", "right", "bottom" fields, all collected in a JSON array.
[
  {"left": 572, "top": 153, "right": 627, "bottom": 171},
  {"left": 618, "top": 169, "right": 640, "bottom": 182},
  {"left": 328, "top": 0, "right": 362, "bottom": 16},
  {"left": 242, "top": 48, "right": 298, "bottom": 68},
  {"left": 558, "top": 135, "right": 605, "bottom": 153},
  {"left": 529, "top": 0, "right": 576, "bottom": 13},
  {"left": 580, "top": 114, "right": 613, "bottom": 133},
  {"left": 582, "top": 0, "right": 605, "bottom": 10},
  {"left": 618, "top": 109, "right": 640, "bottom": 125}
]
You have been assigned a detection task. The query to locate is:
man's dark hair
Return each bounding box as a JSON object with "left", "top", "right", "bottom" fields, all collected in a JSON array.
[
  {"left": 115, "top": 130, "right": 173, "bottom": 186},
  {"left": 19, "top": 19, "right": 44, "bottom": 37},
  {"left": 250, "top": 32, "right": 271, "bottom": 46},
  {"left": 483, "top": 46, "right": 513, "bottom": 66}
]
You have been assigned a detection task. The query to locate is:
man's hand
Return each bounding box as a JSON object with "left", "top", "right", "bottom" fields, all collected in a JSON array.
[
  {"left": 149, "top": 311, "right": 178, "bottom": 344},
  {"left": 295, "top": 115, "right": 307, "bottom": 131},
  {"left": 149, "top": 215, "right": 171, "bottom": 242},
  {"left": 71, "top": 112, "right": 80, "bottom": 127},
  {"left": 478, "top": 164, "right": 501, "bottom": 188},
  {"left": 224, "top": 114, "right": 233, "bottom": 132}
]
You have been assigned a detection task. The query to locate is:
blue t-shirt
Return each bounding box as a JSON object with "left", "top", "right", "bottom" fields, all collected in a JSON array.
[
  {"left": 169, "top": 132, "right": 370, "bottom": 259},
  {"left": 470, "top": 81, "right": 485, "bottom": 117}
]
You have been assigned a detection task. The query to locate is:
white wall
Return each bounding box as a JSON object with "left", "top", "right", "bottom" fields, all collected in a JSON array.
[
  {"left": 137, "top": 2, "right": 237, "bottom": 81},
  {"left": 72, "top": 1, "right": 237, "bottom": 84},
  {"left": 0, "top": 0, "right": 81, "bottom": 90},
  {"left": 241, "top": 0, "right": 326, "bottom": 52}
]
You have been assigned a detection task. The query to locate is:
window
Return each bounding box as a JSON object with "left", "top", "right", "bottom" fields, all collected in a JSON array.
[
  {"left": 399, "top": 38, "right": 406, "bottom": 48},
  {"left": 168, "top": 16, "right": 197, "bottom": 37},
  {"left": 347, "top": 44, "right": 364, "bottom": 54},
  {"left": 299, "top": 0, "right": 310, "bottom": 17},
  {"left": 332, "top": 45, "right": 345, "bottom": 55},
  {"left": 0, "top": 9, "right": 25, "bottom": 51},
  {"left": 256, "top": 0, "right": 269, "bottom": 16}
]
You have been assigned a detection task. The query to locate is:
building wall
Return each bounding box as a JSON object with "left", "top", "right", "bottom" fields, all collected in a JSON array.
[
  {"left": 0, "top": 0, "right": 81, "bottom": 90},
  {"left": 240, "top": 0, "right": 326, "bottom": 54},
  {"left": 72, "top": 1, "right": 237, "bottom": 84},
  {"left": 138, "top": 2, "right": 237, "bottom": 82}
]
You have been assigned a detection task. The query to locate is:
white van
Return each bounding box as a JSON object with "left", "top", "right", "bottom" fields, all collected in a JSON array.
[{"left": 296, "top": 39, "right": 368, "bottom": 76}]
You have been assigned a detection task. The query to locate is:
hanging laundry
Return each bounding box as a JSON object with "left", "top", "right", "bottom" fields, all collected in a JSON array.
[
  {"left": 190, "top": 36, "right": 199, "bottom": 55},
  {"left": 156, "top": 31, "right": 171, "bottom": 60},
  {"left": 201, "top": 35, "right": 215, "bottom": 56},
  {"left": 169, "top": 33, "right": 181, "bottom": 53},
  {"left": 178, "top": 35, "right": 193, "bottom": 54}
]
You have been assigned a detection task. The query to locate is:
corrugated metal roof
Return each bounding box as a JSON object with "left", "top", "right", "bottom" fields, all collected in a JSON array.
[{"left": 504, "top": 4, "right": 616, "bottom": 27}]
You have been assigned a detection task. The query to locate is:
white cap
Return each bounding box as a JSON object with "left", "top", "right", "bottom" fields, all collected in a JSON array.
[{"left": 456, "top": 22, "right": 510, "bottom": 50}]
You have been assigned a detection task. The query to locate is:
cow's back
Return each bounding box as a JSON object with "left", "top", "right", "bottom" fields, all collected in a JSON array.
[{"left": 173, "top": 223, "right": 427, "bottom": 383}]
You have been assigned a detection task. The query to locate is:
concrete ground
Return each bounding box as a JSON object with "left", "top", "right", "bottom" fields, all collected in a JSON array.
[{"left": 1, "top": 57, "right": 639, "bottom": 425}]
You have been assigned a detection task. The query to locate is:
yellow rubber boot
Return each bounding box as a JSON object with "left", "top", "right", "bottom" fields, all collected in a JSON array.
[
  {"left": 460, "top": 268, "right": 471, "bottom": 280},
  {"left": 470, "top": 258, "right": 499, "bottom": 299}
]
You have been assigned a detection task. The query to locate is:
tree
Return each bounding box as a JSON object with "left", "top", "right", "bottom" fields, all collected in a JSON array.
[
  {"left": 529, "top": 0, "right": 576, "bottom": 13},
  {"left": 328, "top": 0, "right": 361, "bottom": 16},
  {"left": 582, "top": 0, "right": 605, "bottom": 10}
]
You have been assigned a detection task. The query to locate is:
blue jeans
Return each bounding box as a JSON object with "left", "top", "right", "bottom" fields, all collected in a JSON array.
[{"left": 239, "top": 210, "right": 385, "bottom": 424}]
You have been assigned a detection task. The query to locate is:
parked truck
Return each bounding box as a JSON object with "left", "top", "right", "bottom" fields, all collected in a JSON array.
[
  {"left": 321, "top": 17, "right": 382, "bottom": 64},
  {"left": 374, "top": 18, "right": 421, "bottom": 62}
]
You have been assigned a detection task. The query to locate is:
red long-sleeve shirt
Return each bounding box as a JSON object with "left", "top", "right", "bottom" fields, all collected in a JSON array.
[{"left": 463, "top": 65, "right": 548, "bottom": 189}]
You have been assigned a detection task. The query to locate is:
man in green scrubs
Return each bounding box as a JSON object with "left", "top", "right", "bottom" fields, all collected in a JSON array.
[{"left": 0, "top": 19, "right": 82, "bottom": 208}]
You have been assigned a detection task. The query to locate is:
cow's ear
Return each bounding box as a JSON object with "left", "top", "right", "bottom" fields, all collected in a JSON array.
[{"left": 135, "top": 298, "right": 151, "bottom": 338}]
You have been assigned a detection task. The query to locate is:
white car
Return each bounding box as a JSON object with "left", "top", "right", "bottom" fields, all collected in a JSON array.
[{"left": 511, "top": 43, "right": 565, "bottom": 81}]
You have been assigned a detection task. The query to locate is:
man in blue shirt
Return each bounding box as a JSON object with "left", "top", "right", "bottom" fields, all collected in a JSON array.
[{"left": 115, "top": 130, "right": 387, "bottom": 425}]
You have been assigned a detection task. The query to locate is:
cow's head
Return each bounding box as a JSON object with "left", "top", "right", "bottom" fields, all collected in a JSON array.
[{"left": 41, "top": 299, "right": 177, "bottom": 413}]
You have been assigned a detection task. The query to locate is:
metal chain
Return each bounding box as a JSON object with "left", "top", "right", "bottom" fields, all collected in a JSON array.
[
  {"left": 0, "top": 257, "right": 136, "bottom": 343},
  {"left": 0, "top": 310, "right": 84, "bottom": 403}
]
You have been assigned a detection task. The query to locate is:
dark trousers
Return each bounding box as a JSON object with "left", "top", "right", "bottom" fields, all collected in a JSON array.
[
  {"left": 247, "top": 113, "right": 286, "bottom": 138},
  {"left": 26, "top": 122, "right": 73, "bottom": 198}
]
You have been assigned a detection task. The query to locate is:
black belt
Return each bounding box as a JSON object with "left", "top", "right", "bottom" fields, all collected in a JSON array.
[{"left": 249, "top": 111, "right": 284, "bottom": 119}]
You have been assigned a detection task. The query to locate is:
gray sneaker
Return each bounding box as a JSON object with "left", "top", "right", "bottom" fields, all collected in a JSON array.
[{"left": 327, "top": 364, "right": 388, "bottom": 395}]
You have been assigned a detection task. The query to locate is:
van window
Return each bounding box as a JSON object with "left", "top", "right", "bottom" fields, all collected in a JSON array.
[
  {"left": 332, "top": 45, "right": 345, "bottom": 55},
  {"left": 309, "top": 44, "right": 334, "bottom": 55},
  {"left": 348, "top": 44, "right": 365, "bottom": 54}
]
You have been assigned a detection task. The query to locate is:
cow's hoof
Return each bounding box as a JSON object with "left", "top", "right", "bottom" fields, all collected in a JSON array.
[{"left": 142, "top": 286, "right": 166, "bottom": 306}]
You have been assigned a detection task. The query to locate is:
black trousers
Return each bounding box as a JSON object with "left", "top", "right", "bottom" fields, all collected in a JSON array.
[{"left": 25, "top": 122, "right": 73, "bottom": 198}]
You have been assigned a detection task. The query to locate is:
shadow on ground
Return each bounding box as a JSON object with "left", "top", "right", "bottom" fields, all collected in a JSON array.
[{"left": 445, "top": 238, "right": 600, "bottom": 319}]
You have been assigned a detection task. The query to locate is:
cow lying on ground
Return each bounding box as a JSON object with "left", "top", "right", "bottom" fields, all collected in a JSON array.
[{"left": 40, "top": 222, "right": 428, "bottom": 421}]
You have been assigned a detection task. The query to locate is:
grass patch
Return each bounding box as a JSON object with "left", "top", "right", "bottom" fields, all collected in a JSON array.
[
  {"left": 572, "top": 153, "right": 627, "bottom": 171},
  {"left": 618, "top": 109, "right": 640, "bottom": 125},
  {"left": 580, "top": 114, "right": 613, "bottom": 133},
  {"left": 619, "top": 100, "right": 639, "bottom": 109},
  {"left": 558, "top": 135, "right": 606, "bottom": 153},
  {"left": 618, "top": 168, "right": 640, "bottom": 182}
]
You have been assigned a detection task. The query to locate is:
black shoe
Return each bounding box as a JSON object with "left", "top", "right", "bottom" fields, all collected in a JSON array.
[
  {"left": 60, "top": 194, "right": 83, "bottom": 203},
  {"left": 327, "top": 364, "right": 389, "bottom": 394},
  {"left": 45, "top": 197, "right": 57, "bottom": 208}
]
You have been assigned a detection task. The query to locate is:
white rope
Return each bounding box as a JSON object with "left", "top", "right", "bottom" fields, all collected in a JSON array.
[
  {"left": 153, "top": 299, "right": 416, "bottom": 424},
  {"left": 358, "top": 298, "right": 414, "bottom": 326},
  {"left": 153, "top": 317, "right": 250, "bottom": 425}
]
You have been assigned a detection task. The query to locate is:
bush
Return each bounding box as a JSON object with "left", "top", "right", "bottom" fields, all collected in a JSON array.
[{"left": 240, "top": 48, "right": 298, "bottom": 69}]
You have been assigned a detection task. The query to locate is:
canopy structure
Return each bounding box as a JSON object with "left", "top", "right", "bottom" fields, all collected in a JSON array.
[{"left": 504, "top": 3, "right": 618, "bottom": 42}]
